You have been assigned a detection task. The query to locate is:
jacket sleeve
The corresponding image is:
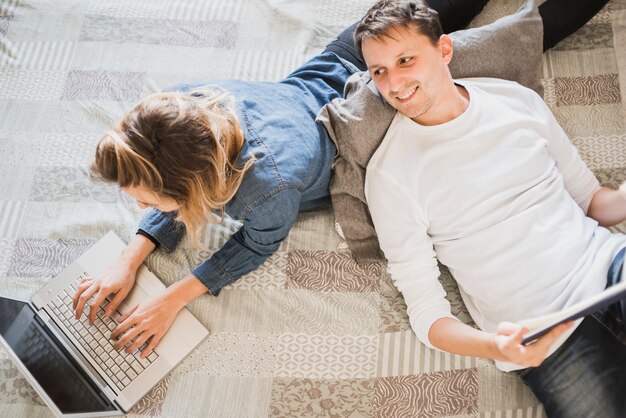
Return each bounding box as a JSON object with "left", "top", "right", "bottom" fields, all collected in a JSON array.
[
  {"left": 137, "top": 209, "right": 186, "bottom": 251},
  {"left": 191, "top": 187, "right": 301, "bottom": 295}
]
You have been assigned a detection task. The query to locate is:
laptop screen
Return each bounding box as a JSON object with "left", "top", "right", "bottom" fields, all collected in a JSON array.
[{"left": 0, "top": 296, "right": 118, "bottom": 414}]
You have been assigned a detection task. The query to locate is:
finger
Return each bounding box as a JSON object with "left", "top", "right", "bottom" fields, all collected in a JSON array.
[
  {"left": 87, "top": 291, "right": 110, "bottom": 325},
  {"left": 114, "top": 325, "right": 143, "bottom": 351},
  {"left": 497, "top": 321, "right": 524, "bottom": 336},
  {"left": 534, "top": 321, "right": 572, "bottom": 350},
  {"left": 105, "top": 289, "right": 129, "bottom": 317},
  {"left": 72, "top": 279, "right": 94, "bottom": 309},
  {"left": 118, "top": 304, "right": 139, "bottom": 323},
  {"left": 510, "top": 326, "right": 528, "bottom": 344},
  {"left": 125, "top": 331, "right": 152, "bottom": 354},
  {"left": 110, "top": 306, "right": 139, "bottom": 339},
  {"left": 74, "top": 285, "right": 99, "bottom": 320},
  {"left": 141, "top": 333, "right": 163, "bottom": 358}
]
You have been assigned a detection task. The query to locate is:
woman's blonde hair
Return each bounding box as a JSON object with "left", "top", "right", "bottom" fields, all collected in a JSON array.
[{"left": 91, "top": 88, "right": 253, "bottom": 246}]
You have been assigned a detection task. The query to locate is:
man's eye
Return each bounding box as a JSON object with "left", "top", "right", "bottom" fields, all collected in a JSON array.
[
  {"left": 399, "top": 57, "right": 413, "bottom": 64},
  {"left": 373, "top": 68, "right": 385, "bottom": 76}
]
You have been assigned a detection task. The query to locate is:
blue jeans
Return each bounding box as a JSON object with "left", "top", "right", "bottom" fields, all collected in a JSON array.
[{"left": 517, "top": 248, "right": 626, "bottom": 417}]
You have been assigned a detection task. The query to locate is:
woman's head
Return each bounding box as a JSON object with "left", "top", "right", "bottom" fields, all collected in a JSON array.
[{"left": 92, "top": 88, "right": 252, "bottom": 245}]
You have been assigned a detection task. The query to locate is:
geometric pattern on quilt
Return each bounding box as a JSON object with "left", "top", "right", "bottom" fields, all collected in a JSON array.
[
  {"left": 0, "top": 69, "right": 66, "bottom": 100},
  {"left": 573, "top": 135, "right": 626, "bottom": 171},
  {"left": 275, "top": 333, "right": 377, "bottom": 379}
]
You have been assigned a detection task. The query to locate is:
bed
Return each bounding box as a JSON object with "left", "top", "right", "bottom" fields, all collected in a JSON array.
[{"left": 1, "top": 0, "right": 625, "bottom": 416}]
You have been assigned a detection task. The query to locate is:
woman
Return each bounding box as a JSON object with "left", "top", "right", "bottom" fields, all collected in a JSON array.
[{"left": 72, "top": 0, "right": 607, "bottom": 357}]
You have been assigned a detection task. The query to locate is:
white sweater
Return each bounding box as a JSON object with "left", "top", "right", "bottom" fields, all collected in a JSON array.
[{"left": 365, "top": 78, "right": 626, "bottom": 371}]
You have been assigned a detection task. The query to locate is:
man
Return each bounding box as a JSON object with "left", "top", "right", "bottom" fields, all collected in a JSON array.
[{"left": 356, "top": 0, "right": 626, "bottom": 416}]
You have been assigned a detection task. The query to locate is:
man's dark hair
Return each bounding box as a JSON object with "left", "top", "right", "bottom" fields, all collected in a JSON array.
[{"left": 354, "top": 0, "right": 443, "bottom": 57}]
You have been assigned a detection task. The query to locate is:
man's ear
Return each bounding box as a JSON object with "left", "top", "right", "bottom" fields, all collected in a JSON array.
[{"left": 439, "top": 34, "right": 454, "bottom": 64}]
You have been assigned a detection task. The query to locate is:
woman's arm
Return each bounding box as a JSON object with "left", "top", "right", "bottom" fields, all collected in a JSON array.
[
  {"left": 109, "top": 188, "right": 302, "bottom": 356},
  {"left": 192, "top": 188, "right": 301, "bottom": 295},
  {"left": 111, "top": 274, "right": 208, "bottom": 358}
]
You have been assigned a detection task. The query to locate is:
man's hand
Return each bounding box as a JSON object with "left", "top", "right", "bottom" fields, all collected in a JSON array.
[
  {"left": 493, "top": 321, "right": 572, "bottom": 368},
  {"left": 428, "top": 316, "right": 573, "bottom": 368}
]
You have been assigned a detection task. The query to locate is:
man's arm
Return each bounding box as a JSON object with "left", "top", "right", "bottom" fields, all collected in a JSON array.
[
  {"left": 366, "top": 167, "right": 572, "bottom": 368},
  {"left": 428, "top": 317, "right": 573, "bottom": 368},
  {"left": 587, "top": 185, "right": 626, "bottom": 227}
]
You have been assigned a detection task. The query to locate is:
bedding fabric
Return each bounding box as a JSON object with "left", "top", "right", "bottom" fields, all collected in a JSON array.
[{"left": 0, "top": 0, "right": 625, "bottom": 417}]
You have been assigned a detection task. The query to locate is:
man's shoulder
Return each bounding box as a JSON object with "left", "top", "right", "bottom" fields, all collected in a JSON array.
[
  {"left": 459, "top": 77, "right": 544, "bottom": 112},
  {"left": 458, "top": 77, "right": 536, "bottom": 94}
]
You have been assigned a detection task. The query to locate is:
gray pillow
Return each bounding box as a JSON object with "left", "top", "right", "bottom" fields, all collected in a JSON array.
[
  {"left": 448, "top": 0, "right": 543, "bottom": 95},
  {"left": 319, "top": 0, "right": 544, "bottom": 264}
]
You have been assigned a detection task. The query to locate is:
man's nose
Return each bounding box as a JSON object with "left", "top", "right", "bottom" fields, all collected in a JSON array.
[{"left": 387, "top": 68, "right": 404, "bottom": 94}]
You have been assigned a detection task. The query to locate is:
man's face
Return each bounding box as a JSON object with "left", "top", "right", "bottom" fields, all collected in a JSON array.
[{"left": 361, "top": 25, "right": 452, "bottom": 124}]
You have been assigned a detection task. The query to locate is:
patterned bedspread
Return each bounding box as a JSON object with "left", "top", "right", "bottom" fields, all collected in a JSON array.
[{"left": 1, "top": 0, "right": 625, "bottom": 416}]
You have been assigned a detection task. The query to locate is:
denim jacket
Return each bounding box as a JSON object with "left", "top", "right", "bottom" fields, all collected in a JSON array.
[{"left": 138, "top": 52, "right": 358, "bottom": 295}]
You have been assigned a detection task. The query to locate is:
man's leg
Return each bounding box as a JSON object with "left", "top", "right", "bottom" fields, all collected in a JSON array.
[
  {"left": 427, "top": 0, "right": 489, "bottom": 34},
  {"left": 518, "top": 250, "right": 626, "bottom": 417},
  {"left": 323, "top": 0, "right": 490, "bottom": 71},
  {"left": 539, "top": 0, "right": 610, "bottom": 51},
  {"left": 517, "top": 316, "right": 626, "bottom": 417},
  {"left": 601, "top": 247, "right": 626, "bottom": 342}
]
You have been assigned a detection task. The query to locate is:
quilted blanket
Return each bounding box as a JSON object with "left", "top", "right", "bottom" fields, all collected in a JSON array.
[{"left": 0, "top": 0, "right": 625, "bottom": 416}]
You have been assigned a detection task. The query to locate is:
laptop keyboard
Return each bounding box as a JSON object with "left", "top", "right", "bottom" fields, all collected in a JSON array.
[{"left": 46, "top": 273, "right": 159, "bottom": 393}]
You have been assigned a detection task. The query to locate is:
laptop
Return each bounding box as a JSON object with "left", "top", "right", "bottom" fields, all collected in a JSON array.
[{"left": 0, "top": 231, "right": 210, "bottom": 417}]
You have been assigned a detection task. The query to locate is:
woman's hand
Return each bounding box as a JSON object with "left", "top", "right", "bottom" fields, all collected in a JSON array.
[
  {"left": 110, "top": 275, "right": 209, "bottom": 357},
  {"left": 72, "top": 234, "right": 156, "bottom": 325},
  {"left": 110, "top": 290, "right": 186, "bottom": 358},
  {"left": 493, "top": 321, "right": 573, "bottom": 368},
  {"left": 72, "top": 261, "right": 137, "bottom": 325}
]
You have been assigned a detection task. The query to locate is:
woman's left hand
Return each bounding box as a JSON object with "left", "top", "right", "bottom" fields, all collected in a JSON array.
[
  {"left": 110, "top": 274, "right": 209, "bottom": 358},
  {"left": 111, "top": 291, "right": 185, "bottom": 358}
]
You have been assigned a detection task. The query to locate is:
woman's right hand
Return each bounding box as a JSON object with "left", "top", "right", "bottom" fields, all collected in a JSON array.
[
  {"left": 72, "top": 234, "right": 157, "bottom": 324},
  {"left": 72, "top": 259, "right": 138, "bottom": 325}
]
